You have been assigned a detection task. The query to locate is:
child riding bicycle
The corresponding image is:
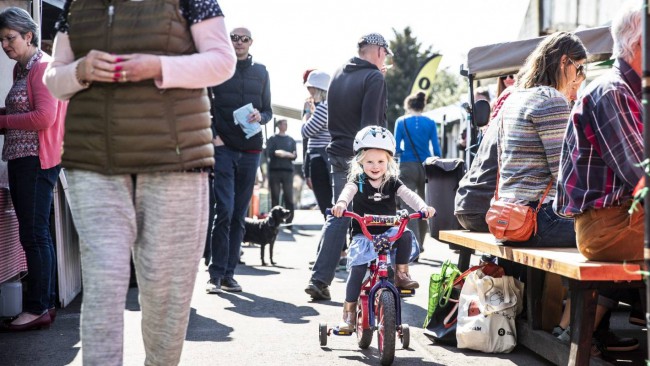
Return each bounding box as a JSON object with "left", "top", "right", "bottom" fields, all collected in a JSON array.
[{"left": 330, "top": 126, "right": 436, "bottom": 332}]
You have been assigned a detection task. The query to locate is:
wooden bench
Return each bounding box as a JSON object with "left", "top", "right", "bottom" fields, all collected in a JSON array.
[{"left": 438, "top": 230, "right": 643, "bottom": 366}]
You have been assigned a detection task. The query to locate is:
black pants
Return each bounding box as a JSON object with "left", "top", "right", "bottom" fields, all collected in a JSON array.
[
  {"left": 269, "top": 169, "right": 294, "bottom": 223},
  {"left": 309, "top": 154, "right": 332, "bottom": 217}
]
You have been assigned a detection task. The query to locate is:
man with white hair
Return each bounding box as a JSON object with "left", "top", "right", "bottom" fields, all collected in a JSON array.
[{"left": 555, "top": 2, "right": 644, "bottom": 262}]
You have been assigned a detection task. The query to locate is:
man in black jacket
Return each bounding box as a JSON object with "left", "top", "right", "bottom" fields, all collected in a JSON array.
[
  {"left": 206, "top": 27, "right": 272, "bottom": 294},
  {"left": 305, "top": 33, "right": 390, "bottom": 301}
]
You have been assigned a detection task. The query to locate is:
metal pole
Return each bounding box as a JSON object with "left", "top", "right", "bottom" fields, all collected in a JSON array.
[
  {"left": 641, "top": 0, "right": 650, "bottom": 350},
  {"left": 466, "top": 75, "right": 476, "bottom": 169},
  {"left": 32, "top": 1, "right": 42, "bottom": 49}
]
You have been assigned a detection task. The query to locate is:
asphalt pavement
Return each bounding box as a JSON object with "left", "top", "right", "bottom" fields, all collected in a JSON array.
[{"left": 0, "top": 209, "right": 645, "bottom": 365}]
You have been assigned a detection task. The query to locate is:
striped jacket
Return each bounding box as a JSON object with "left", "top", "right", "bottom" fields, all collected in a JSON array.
[{"left": 497, "top": 85, "right": 570, "bottom": 203}]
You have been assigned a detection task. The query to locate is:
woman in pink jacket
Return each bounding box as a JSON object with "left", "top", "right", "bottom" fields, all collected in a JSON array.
[{"left": 0, "top": 7, "right": 66, "bottom": 332}]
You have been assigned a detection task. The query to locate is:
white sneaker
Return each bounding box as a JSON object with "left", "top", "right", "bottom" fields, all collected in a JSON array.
[{"left": 205, "top": 278, "right": 222, "bottom": 294}]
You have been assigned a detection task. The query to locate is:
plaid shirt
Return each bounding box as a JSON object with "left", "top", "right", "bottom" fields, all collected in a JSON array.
[{"left": 554, "top": 59, "right": 643, "bottom": 216}]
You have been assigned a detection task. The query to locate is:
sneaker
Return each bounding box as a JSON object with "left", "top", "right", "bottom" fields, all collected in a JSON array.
[
  {"left": 552, "top": 325, "right": 571, "bottom": 343},
  {"left": 206, "top": 278, "right": 222, "bottom": 294},
  {"left": 222, "top": 277, "right": 242, "bottom": 292},
  {"left": 304, "top": 281, "right": 331, "bottom": 301},
  {"left": 594, "top": 329, "right": 639, "bottom": 352}
]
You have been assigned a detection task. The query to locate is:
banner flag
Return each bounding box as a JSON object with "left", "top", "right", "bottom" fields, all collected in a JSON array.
[{"left": 409, "top": 54, "right": 442, "bottom": 99}]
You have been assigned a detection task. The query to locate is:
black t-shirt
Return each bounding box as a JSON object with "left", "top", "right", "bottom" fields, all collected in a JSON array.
[
  {"left": 351, "top": 176, "right": 403, "bottom": 236},
  {"left": 266, "top": 134, "right": 296, "bottom": 172}
]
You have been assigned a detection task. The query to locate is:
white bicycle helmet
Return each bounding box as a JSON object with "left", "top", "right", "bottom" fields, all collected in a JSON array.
[{"left": 353, "top": 126, "right": 396, "bottom": 156}]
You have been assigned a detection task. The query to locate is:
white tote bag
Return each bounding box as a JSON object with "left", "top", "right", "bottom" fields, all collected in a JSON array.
[{"left": 456, "top": 270, "right": 524, "bottom": 353}]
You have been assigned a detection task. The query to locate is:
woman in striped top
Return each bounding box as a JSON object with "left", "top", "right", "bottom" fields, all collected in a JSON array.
[
  {"left": 496, "top": 31, "right": 587, "bottom": 248},
  {"left": 301, "top": 70, "right": 332, "bottom": 217}
]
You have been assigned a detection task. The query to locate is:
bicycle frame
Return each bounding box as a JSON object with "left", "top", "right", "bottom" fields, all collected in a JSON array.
[{"left": 328, "top": 209, "right": 425, "bottom": 332}]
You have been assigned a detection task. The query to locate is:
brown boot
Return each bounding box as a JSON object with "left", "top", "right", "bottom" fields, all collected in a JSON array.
[
  {"left": 395, "top": 264, "right": 419, "bottom": 289},
  {"left": 338, "top": 301, "right": 357, "bottom": 331}
]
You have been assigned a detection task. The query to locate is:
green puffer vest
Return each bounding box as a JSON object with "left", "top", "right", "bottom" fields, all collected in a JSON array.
[{"left": 64, "top": 0, "right": 213, "bottom": 174}]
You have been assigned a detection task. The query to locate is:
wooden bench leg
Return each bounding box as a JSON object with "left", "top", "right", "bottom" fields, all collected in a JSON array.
[
  {"left": 457, "top": 247, "right": 472, "bottom": 271},
  {"left": 526, "top": 267, "right": 544, "bottom": 330},
  {"left": 567, "top": 285, "right": 597, "bottom": 366}
]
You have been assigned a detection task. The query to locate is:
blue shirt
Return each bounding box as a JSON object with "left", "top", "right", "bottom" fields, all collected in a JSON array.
[{"left": 394, "top": 115, "right": 441, "bottom": 163}]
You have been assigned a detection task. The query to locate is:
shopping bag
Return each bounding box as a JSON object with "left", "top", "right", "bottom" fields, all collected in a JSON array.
[
  {"left": 423, "top": 260, "right": 461, "bottom": 344},
  {"left": 424, "top": 261, "right": 505, "bottom": 345},
  {"left": 456, "top": 270, "right": 525, "bottom": 353}
]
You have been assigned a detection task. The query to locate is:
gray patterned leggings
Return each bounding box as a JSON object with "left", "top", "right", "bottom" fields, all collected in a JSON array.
[{"left": 66, "top": 170, "right": 208, "bottom": 366}]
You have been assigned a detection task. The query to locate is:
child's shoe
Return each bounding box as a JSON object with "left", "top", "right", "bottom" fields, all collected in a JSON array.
[
  {"left": 338, "top": 301, "right": 357, "bottom": 332},
  {"left": 395, "top": 264, "right": 419, "bottom": 289}
]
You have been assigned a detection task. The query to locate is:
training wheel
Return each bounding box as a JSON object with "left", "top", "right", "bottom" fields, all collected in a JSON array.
[
  {"left": 319, "top": 322, "right": 328, "bottom": 346},
  {"left": 399, "top": 324, "right": 410, "bottom": 349}
]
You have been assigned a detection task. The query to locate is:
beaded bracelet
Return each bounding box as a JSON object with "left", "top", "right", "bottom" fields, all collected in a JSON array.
[{"left": 75, "top": 60, "right": 91, "bottom": 88}]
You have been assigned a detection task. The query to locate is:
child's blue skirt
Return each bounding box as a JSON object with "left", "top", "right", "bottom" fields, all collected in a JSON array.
[{"left": 346, "top": 227, "right": 421, "bottom": 269}]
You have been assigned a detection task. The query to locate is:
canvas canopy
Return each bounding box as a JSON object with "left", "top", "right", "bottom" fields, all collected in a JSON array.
[{"left": 466, "top": 26, "right": 613, "bottom": 80}]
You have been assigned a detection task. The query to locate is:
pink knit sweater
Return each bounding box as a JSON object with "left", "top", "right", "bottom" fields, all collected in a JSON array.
[{"left": 0, "top": 53, "right": 67, "bottom": 169}]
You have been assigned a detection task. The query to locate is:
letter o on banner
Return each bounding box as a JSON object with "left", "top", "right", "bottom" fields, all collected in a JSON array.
[{"left": 418, "top": 78, "right": 431, "bottom": 90}]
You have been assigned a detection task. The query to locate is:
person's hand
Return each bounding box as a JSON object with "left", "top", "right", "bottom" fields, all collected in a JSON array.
[
  {"left": 112, "top": 53, "right": 162, "bottom": 83},
  {"left": 247, "top": 108, "right": 262, "bottom": 123},
  {"left": 78, "top": 50, "right": 122, "bottom": 83},
  {"left": 332, "top": 202, "right": 347, "bottom": 217},
  {"left": 306, "top": 177, "right": 313, "bottom": 190},
  {"left": 423, "top": 206, "right": 436, "bottom": 219},
  {"left": 304, "top": 99, "right": 315, "bottom": 113}
]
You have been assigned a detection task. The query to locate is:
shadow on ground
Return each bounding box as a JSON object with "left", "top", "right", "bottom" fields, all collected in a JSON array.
[
  {"left": 219, "top": 292, "right": 319, "bottom": 324},
  {"left": 185, "top": 307, "right": 234, "bottom": 342}
]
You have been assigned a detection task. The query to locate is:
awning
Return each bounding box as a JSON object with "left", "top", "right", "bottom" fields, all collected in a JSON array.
[{"left": 466, "top": 26, "right": 613, "bottom": 80}]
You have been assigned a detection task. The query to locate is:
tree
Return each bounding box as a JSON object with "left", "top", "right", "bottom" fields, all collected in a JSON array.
[
  {"left": 385, "top": 27, "right": 432, "bottom": 132},
  {"left": 385, "top": 28, "right": 467, "bottom": 131},
  {"left": 428, "top": 68, "right": 468, "bottom": 110}
]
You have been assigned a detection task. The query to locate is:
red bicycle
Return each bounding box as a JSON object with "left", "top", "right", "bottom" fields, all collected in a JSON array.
[{"left": 319, "top": 209, "right": 425, "bottom": 366}]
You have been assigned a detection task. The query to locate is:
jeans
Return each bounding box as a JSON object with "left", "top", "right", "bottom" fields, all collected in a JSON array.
[
  {"left": 505, "top": 203, "right": 576, "bottom": 248},
  {"left": 209, "top": 146, "right": 259, "bottom": 280},
  {"left": 397, "top": 162, "right": 428, "bottom": 246},
  {"left": 310, "top": 154, "right": 350, "bottom": 286},
  {"left": 456, "top": 212, "right": 490, "bottom": 232},
  {"left": 269, "top": 169, "right": 294, "bottom": 223},
  {"left": 7, "top": 156, "right": 60, "bottom": 314}
]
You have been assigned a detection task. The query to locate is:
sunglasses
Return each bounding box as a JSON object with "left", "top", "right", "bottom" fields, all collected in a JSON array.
[
  {"left": 568, "top": 58, "right": 586, "bottom": 77},
  {"left": 230, "top": 34, "right": 251, "bottom": 43},
  {"left": 500, "top": 74, "right": 514, "bottom": 80}
]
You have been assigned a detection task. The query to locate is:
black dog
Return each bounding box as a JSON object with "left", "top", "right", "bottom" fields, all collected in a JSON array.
[{"left": 243, "top": 206, "right": 291, "bottom": 266}]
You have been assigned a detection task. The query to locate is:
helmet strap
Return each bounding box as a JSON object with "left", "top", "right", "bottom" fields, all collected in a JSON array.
[{"left": 358, "top": 173, "right": 365, "bottom": 193}]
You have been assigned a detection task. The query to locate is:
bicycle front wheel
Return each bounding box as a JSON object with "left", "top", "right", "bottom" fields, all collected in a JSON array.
[{"left": 376, "top": 290, "right": 396, "bottom": 365}]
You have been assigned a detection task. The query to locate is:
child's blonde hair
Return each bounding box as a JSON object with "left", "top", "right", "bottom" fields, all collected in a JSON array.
[{"left": 347, "top": 148, "right": 400, "bottom": 191}]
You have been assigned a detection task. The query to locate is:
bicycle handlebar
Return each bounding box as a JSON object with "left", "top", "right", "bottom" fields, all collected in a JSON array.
[{"left": 325, "top": 208, "right": 427, "bottom": 241}]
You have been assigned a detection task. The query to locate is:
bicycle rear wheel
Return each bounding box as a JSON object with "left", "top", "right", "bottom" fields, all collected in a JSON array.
[{"left": 377, "top": 290, "right": 396, "bottom": 365}]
